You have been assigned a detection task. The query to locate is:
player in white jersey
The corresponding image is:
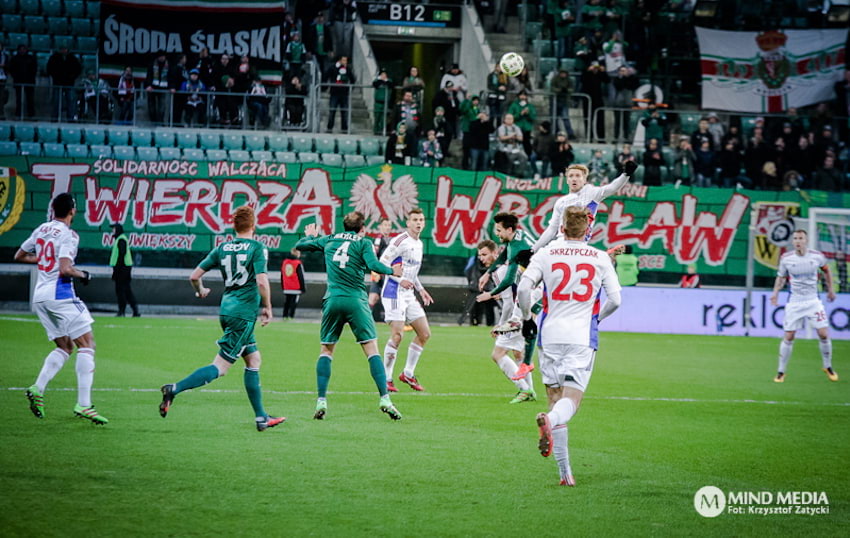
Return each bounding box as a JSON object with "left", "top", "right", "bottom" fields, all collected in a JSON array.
[
  {"left": 532, "top": 161, "right": 637, "bottom": 252},
  {"left": 380, "top": 208, "right": 434, "bottom": 392},
  {"left": 770, "top": 229, "right": 837, "bottom": 382},
  {"left": 14, "top": 193, "right": 108, "bottom": 425},
  {"left": 517, "top": 206, "right": 622, "bottom": 486}
]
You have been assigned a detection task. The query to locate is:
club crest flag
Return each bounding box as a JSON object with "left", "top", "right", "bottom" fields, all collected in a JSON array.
[{"left": 696, "top": 27, "right": 847, "bottom": 113}]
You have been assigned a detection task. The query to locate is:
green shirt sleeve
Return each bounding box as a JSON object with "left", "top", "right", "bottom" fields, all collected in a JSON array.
[
  {"left": 198, "top": 248, "right": 219, "bottom": 271},
  {"left": 491, "top": 261, "right": 518, "bottom": 296},
  {"left": 487, "top": 247, "right": 508, "bottom": 273},
  {"left": 362, "top": 239, "right": 394, "bottom": 275},
  {"left": 295, "top": 235, "right": 326, "bottom": 252}
]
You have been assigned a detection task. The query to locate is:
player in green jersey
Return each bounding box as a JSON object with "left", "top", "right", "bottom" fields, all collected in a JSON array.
[
  {"left": 158, "top": 206, "right": 285, "bottom": 432},
  {"left": 295, "top": 211, "right": 404, "bottom": 421}
]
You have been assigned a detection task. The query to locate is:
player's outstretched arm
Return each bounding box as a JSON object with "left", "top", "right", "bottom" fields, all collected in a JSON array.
[
  {"left": 598, "top": 290, "right": 621, "bottom": 322},
  {"left": 256, "top": 272, "right": 273, "bottom": 326},
  {"left": 14, "top": 248, "right": 38, "bottom": 264},
  {"left": 363, "top": 240, "right": 397, "bottom": 276},
  {"left": 190, "top": 267, "right": 210, "bottom": 298},
  {"left": 532, "top": 216, "right": 558, "bottom": 252},
  {"left": 769, "top": 275, "right": 787, "bottom": 306}
]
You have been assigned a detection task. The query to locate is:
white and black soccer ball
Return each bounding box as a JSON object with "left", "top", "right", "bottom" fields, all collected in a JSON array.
[{"left": 499, "top": 52, "right": 525, "bottom": 77}]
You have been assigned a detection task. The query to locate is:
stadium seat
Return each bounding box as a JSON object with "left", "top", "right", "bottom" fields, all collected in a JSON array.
[
  {"left": 19, "top": 0, "right": 39, "bottom": 13},
  {"left": 83, "top": 126, "right": 105, "bottom": 145},
  {"left": 222, "top": 133, "right": 243, "bottom": 150},
  {"left": 77, "top": 36, "right": 97, "bottom": 52},
  {"left": 366, "top": 155, "right": 385, "bottom": 166},
  {"left": 314, "top": 135, "right": 336, "bottom": 153},
  {"left": 89, "top": 144, "right": 112, "bottom": 158},
  {"left": 298, "top": 151, "right": 319, "bottom": 164},
  {"left": 559, "top": 58, "right": 576, "bottom": 73},
  {"left": 41, "top": 0, "right": 62, "bottom": 16},
  {"left": 679, "top": 113, "right": 700, "bottom": 134},
  {"left": 59, "top": 126, "right": 82, "bottom": 144},
  {"left": 87, "top": 1, "right": 101, "bottom": 17},
  {"left": 14, "top": 124, "right": 36, "bottom": 142},
  {"left": 30, "top": 34, "right": 52, "bottom": 51},
  {"left": 7, "top": 33, "right": 30, "bottom": 49},
  {"left": 267, "top": 134, "right": 289, "bottom": 152},
  {"left": 360, "top": 138, "right": 380, "bottom": 156},
  {"left": 199, "top": 132, "right": 221, "bottom": 149},
  {"left": 137, "top": 147, "right": 159, "bottom": 160},
  {"left": 338, "top": 139, "right": 358, "bottom": 155},
  {"left": 533, "top": 39, "right": 553, "bottom": 58},
  {"left": 243, "top": 134, "right": 265, "bottom": 151},
  {"left": 0, "top": 124, "right": 11, "bottom": 141},
  {"left": 81, "top": 54, "right": 96, "bottom": 73},
  {"left": 113, "top": 145, "right": 136, "bottom": 160},
  {"left": 70, "top": 18, "right": 91, "bottom": 36},
  {"left": 524, "top": 22, "right": 542, "bottom": 43},
  {"left": 633, "top": 165, "right": 645, "bottom": 183},
  {"left": 47, "top": 17, "right": 69, "bottom": 35},
  {"left": 229, "top": 150, "right": 250, "bottom": 161},
  {"left": 321, "top": 153, "right": 343, "bottom": 167},
  {"left": 182, "top": 148, "right": 205, "bottom": 161},
  {"left": 53, "top": 35, "right": 74, "bottom": 49},
  {"left": 65, "top": 1, "right": 86, "bottom": 18},
  {"left": 154, "top": 130, "right": 176, "bottom": 148},
  {"left": 205, "top": 149, "right": 226, "bottom": 161},
  {"left": 37, "top": 125, "right": 59, "bottom": 143},
  {"left": 291, "top": 135, "right": 313, "bottom": 153},
  {"left": 0, "top": 141, "right": 16, "bottom": 155},
  {"left": 343, "top": 154, "right": 367, "bottom": 167},
  {"left": 43, "top": 142, "right": 66, "bottom": 158},
  {"left": 23, "top": 16, "right": 46, "bottom": 34},
  {"left": 661, "top": 146, "right": 674, "bottom": 167},
  {"left": 174, "top": 132, "right": 197, "bottom": 149},
  {"left": 66, "top": 143, "right": 88, "bottom": 158},
  {"left": 251, "top": 150, "right": 273, "bottom": 161},
  {"left": 274, "top": 151, "right": 297, "bottom": 163},
  {"left": 2, "top": 14, "right": 23, "bottom": 32},
  {"left": 159, "top": 147, "right": 181, "bottom": 160},
  {"left": 574, "top": 146, "right": 592, "bottom": 163},
  {"left": 108, "top": 127, "right": 129, "bottom": 146},
  {"left": 539, "top": 57, "right": 558, "bottom": 78},
  {"left": 131, "top": 129, "right": 153, "bottom": 146},
  {"left": 19, "top": 141, "right": 42, "bottom": 156}
]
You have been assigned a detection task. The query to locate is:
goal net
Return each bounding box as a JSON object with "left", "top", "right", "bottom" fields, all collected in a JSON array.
[{"left": 807, "top": 208, "right": 850, "bottom": 294}]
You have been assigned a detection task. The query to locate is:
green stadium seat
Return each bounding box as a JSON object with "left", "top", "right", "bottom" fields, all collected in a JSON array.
[
  {"left": 182, "top": 148, "right": 205, "bottom": 161},
  {"left": 84, "top": 126, "right": 106, "bottom": 144},
  {"left": 30, "top": 34, "right": 52, "bottom": 51},
  {"left": 338, "top": 139, "right": 358, "bottom": 155},
  {"left": 66, "top": 143, "right": 88, "bottom": 158},
  {"left": 679, "top": 113, "right": 700, "bottom": 134},
  {"left": 343, "top": 154, "right": 366, "bottom": 167},
  {"left": 154, "top": 130, "right": 176, "bottom": 147},
  {"left": 274, "top": 151, "right": 297, "bottom": 163},
  {"left": 131, "top": 129, "right": 152, "bottom": 146},
  {"left": 14, "top": 124, "right": 36, "bottom": 142},
  {"left": 37, "top": 125, "right": 59, "bottom": 143},
  {"left": 70, "top": 18, "right": 91, "bottom": 36},
  {"left": 314, "top": 136, "right": 336, "bottom": 153},
  {"left": 228, "top": 150, "right": 250, "bottom": 161},
  {"left": 53, "top": 35, "right": 74, "bottom": 49},
  {"left": 559, "top": 58, "right": 576, "bottom": 72},
  {"left": 113, "top": 145, "right": 136, "bottom": 160},
  {"left": 524, "top": 22, "right": 542, "bottom": 43},
  {"left": 81, "top": 54, "right": 96, "bottom": 73},
  {"left": 0, "top": 141, "right": 16, "bottom": 155},
  {"left": 661, "top": 146, "right": 674, "bottom": 167},
  {"left": 539, "top": 57, "right": 558, "bottom": 78},
  {"left": 359, "top": 138, "right": 380, "bottom": 156},
  {"left": 175, "top": 132, "right": 197, "bottom": 148},
  {"left": 267, "top": 134, "right": 289, "bottom": 151},
  {"left": 298, "top": 151, "right": 319, "bottom": 164},
  {"left": 7, "top": 33, "right": 30, "bottom": 49},
  {"left": 59, "top": 126, "right": 82, "bottom": 144},
  {"left": 42, "top": 142, "right": 65, "bottom": 158},
  {"left": 89, "top": 144, "right": 112, "bottom": 158},
  {"left": 574, "top": 146, "right": 592, "bottom": 163},
  {"left": 65, "top": 1, "right": 86, "bottom": 18},
  {"left": 0, "top": 124, "right": 11, "bottom": 141},
  {"left": 222, "top": 133, "right": 243, "bottom": 150},
  {"left": 35, "top": 52, "right": 50, "bottom": 75},
  {"left": 47, "top": 17, "right": 69, "bottom": 35},
  {"left": 633, "top": 165, "right": 645, "bottom": 183},
  {"left": 77, "top": 36, "right": 97, "bottom": 52},
  {"left": 42, "top": 0, "right": 63, "bottom": 16},
  {"left": 19, "top": 0, "right": 39, "bottom": 14},
  {"left": 137, "top": 147, "right": 158, "bottom": 160},
  {"left": 206, "top": 149, "right": 227, "bottom": 161},
  {"left": 366, "top": 155, "right": 385, "bottom": 166},
  {"left": 199, "top": 133, "right": 221, "bottom": 149},
  {"left": 533, "top": 39, "right": 553, "bottom": 58},
  {"left": 19, "top": 141, "right": 42, "bottom": 156},
  {"left": 291, "top": 135, "right": 313, "bottom": 153},
  {"left": 244, "top": 134, "right": 265, "bottom": 151},
  {"left": 87, "top": 1, "right": 100, "bottom": 17},
  {"left": 108, "top": 127, "right": 129, "bottom": 145},
  {"left": 158, "top": 147, "right": 181, "bottom": 160},
  {"left": 0, "top": 0, "right": 17, "bottom": 12},
  {"left": 24, "top": 16, "right": 46, "bottom": 34},
  {"left": 2, "top": 15, "right": 23, "bottom": 32},
  {"left": 251, "top": 150, "right": 273, "bottom": 161},
  {"left": 321, "top": 153, "right": 343, "bottom": 167}
]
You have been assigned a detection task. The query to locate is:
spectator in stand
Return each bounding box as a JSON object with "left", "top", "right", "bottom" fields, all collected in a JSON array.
[
  {"left": 745, "top": 126, "right": 771, "bottom": 182},
  {"left": 640, "top": 103, "right": 667, "bottom": 146},
  {"left": 550, "top": 67, "right": 575, "bottom": 139},
  {"left": 385, "top": 122, "right": 415, "bottom": 165},
  {"left": 280, "top": 248, "right": 306, "bottom": 320},
  {"left": 195, "top": 47, "right": 215, "bottom": 89},
  {"left": 673, "top": 137, "right": 695, "bottom": 186},
  {"left": 549, "top": 131, "right": 574, "bottom": 176},
  {"left": 611, "top": 65, "right": 638, "bottom": 141},
  {"left": 180, "top": 68, "right": 206, "bottom": 127},
  {"left": 78, "top": 70, "right": 111, "bottom": 123},
  {"left": 433, "top": 106, "right": 451, "bottom": 161},
  {"left": 419, "top": 129, "right": 444, "bottom": 167},
  {"left": 47, "top": 46, "right": 82, "bottom": 122},
  {"left": 247, "top": 78, "right": 271, "bottom": 128},
  {"left": 234, "top": 55, "right": 256, "bottom": 95},
  {"left": 679, "top": 265, "right": 700, "bottom": 288},
  {"left": 530, "top": 121, "right": 554, "bottom": 177},
  {"left": 285, "top": 32, "right": 307, "bottom": 79},
  {"left": 813, "top": 124, "right": 841, "bottom": 166},
  {"left": 588, "top": 149, "right": 613, "bottom": 184},
  {"left": 394, "top": 89, "right": 421, "bottom": 149},
  {"left": 788, "top": 134, "right": 815, "bottom": 182},
  {"left": 552, "top": 0, "right": 576, "bottom": 58},
  {"left": 603, "top": 31, "right": 628, "bottom": 82},
  {"left": 329, "top": 0, "right": 357, "bottom": 59},
  {"left": 495, "top": 113, "right": 528, "bottom": 176},
  {"left": 168, "top": 54, "right": 189, "bottom": 124},
  {"left": 582, "top": 61, "right": 608, "bottom": 142},
  {"left": 759, "top": 161, "right": 781, "bottom": 190},
  {"left": 468, "top": 111, "right": 493, "bottom": 172},
  {"left": 834, "top": 71, "right": 850, "bottom": 143},
  {"left": 402, "top": 66, "right": 425, "bottom": 108},
  {"left": 810, "top": 102, "right": 833, "bottom": 135},
  {"left": 0, "top": 43, "right": 9, "bottom": 119},
  {"left": 813, "top": 155, "right": 843, "bottom": 191},
  {"left": 782, "top": 170, "right": 802, "bottom": 191},
  {"left": 693, "top": 139, "right": 716, "bottom": 187},
  {"left": 717, "top": 139, "right": 749, "bottom": 188},
  {"left": 785, "top": 107, "right": 807, "bottom": 138},
  {"left": 372, "top": 68, "right": 393, "bottom": 135},
  {"left": 573, "top": 36, "right": 594, "bottom": 76},
  {"left": 511, "top": 64, "right": 534, "bottom": 96},
  {"left": 507, "top": 89, "right": 536, "bottom": 158},
  {"left": 776, "top": 121, "right": 798, "bottom": 148},
  {"left": 305, "top": 12, "right": 332, "bottom": 77},
  {"left": 773, "top": 137, "right": 789, "bottom": 178},
  {"left": 115, "top": 66, "right": 135, "bottom": 125},
  {"left": 9, "top": 45, "right": 36, "bottom": 119},
  {"left": 326, "top": 55, "right": 355, "bottom": 132},
  {"left": 487, "top": 64, "right": 509, "bottom": 128},
  {"left": 432, "top": 81, "right": 460, "bottom": 140},
  {"left": 614, "top": 143, "right": 637, "bottom": 175},
  {"left": 441, "top": 63, "right": 468, "bottom": 105},
  {"left": 721, "top": 124, "right": 744, "bottom": 149},
  {"left": 691, "top": 118, "right": 715, "bottom": 151},
  {"left": 212, "top": 53, "right": 239, "bottom": 127},
  {"left": 581, "top": 0, "right": 607, "bottom": 31},
  {"left": 285, "top": 74, "right": 308, "bottom": 126},
  {"left": 144, "top": 50, "right": 169, "bottom": 124},
  {"left": 282, "top": 11, "right": 299, "bottom": 45},
  {"left": 459, "top": 94, "right": 482, "bottom": 169},
  {"left": 642, "top": 138, "right": 664, "bottom": 186},
  {"left": 603, "top": 0, "right": 626, "bottom": 34}
]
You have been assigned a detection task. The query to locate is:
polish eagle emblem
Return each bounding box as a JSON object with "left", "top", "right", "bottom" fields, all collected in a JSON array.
[{"left": 349, "top": 164, "right": 419, "bottom": 232}]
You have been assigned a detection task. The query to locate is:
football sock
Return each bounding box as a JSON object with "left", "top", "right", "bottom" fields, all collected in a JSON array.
[
  {"left": 552, "top": 425, "right": 572, "bottom": 478},
  {"left": 524, "top": 368, "right": 535, "bottom": 392},
  {"left": 243, "top": 367, "right": 266, "bottom": 419},
  {"left": 383, "top": 341, "right": 398, "bottom": 380},
  {"left": 316, "top": 355, "right": 332, "bottom": 398},
  {"left": 778, "top": 338, "right": 793, "bottom": 373},
  {"left": 74, "top": 348, "right": 95, "bottom": 408},
  {"left": 35, "top": 348, "right": 69, "bottom": 393},
  {"left": 548, "top": 397, "right": 577, "bottom": 426},
  {"left": 819, "top": 338, "right": 832, "bottom": 369},
  {"left": 174, "top": 364, "right": 220, "bottom": 394},
  {"left": 367, "top": 355, "right": 388, "bottom": 397},
  {"left": 403, "top": 342, "right": 423, "bottom": 377},
  {"left": 497, "top": 356, "right": 529, "bottom": 391},
  {"left": 522, "top": 336, "right": 535, "bottom": 366}
]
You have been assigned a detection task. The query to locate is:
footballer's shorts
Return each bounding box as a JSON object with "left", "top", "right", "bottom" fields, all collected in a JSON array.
[
  {"left": 783, "top": 299, "right": 829, "bottom": 332},
  {"left": 538, "top": 344, "right": 595, "bottom": 392},
  {"left": 495, "top": 330, "right": 525, "bottom": 352},
  {"left": 217, "top": 315, "right": 257, "bottom": 363},
  {"left": 33, "top": 298, "right": 94, "bottom": 341},
  {"left": 321, "top": 296, "right": 377, "bottom": 344},
  {"left": 381, "top": 291, "right": 426, "bottom": 323}
]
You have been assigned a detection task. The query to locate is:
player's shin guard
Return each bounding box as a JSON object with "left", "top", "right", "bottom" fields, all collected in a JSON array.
[
  {"left": 778, "top": 339, "right": 793, "bottom": 373},
  {"left": 75, "top": 348, "right": 95, "bottom": 407},
  {"left": 243, "top": 367, "right": 266, "bottom": 419},
  {"left": 35, "top": 348, "right": 70, "bottom": 393},
  {"left": 497, "top": 356, "right": 529, "bottom": 391},
  {"left": 552, "top": 425, "right": 572, "bottom": 480},
  {"left": 404, "top": 342, "right": 423, "bottom": 377},
  {"left": 175, "top": 364, "right": 220, "bottom": 394},
  {"left": 383, "top": 342, "right": 398, "bottom": 380},
  {"left": 548, "top": 397, "right": 576, "bottom": 427},
  {"left": 368, "top": 355, "right": 388, "bottom": 396},
  {"left": 316, "top": 355, "right": 332, "bottom": 398},
  {"left": 819, "top": 338, "right": 832, "bottom": 369}
]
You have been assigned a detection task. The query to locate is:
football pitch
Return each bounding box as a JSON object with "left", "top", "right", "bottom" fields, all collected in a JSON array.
[{"left": 0, "top": 315, "right": 847, "bottom": 536}]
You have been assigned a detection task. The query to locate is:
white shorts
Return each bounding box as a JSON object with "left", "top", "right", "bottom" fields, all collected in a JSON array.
[
  {"left": 539, "top": 344, "right": 595, "bottom": 392},
  {"left": 495, "top": 330, "right": 525, "bottom": 352},
  {"left": 783, "top": 299, "right": 829, "bottom": 332},
  {"left": 33, "top": 298, "right": 95, "bottom": 341},
  {"left": 382, "top": 292, "right": 426, "bottom": 323}
]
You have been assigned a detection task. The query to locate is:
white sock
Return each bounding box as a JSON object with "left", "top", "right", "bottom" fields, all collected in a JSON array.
[
  {"left": 35, "top": 348, "right": 70, "bottom": 392},
  {"left": 552, "top": 425, "right": 571, "bottom": 478},
  {"left": 404, "top": 342, "right": 423, "bottom": 378},
  {"left": 548, "top": 397, "right": 577, "bottom": 427},
  {"left": 819, "top": 338, "right": 832, "bottom": 369},
  {"left": 778, "top": 339, "right": 793, "bottom": 373},
  {"left": 496, "top": 356, "right": 529, "bottom": 391},
  {"left": 75, "top": 348, "right": 95, "bottom": 407},
  {"left": 383, "top": 341, "right": 398, "bottom": 380},
  {"left": 524, "top": 370, "right": 535, "bottom": 392}
]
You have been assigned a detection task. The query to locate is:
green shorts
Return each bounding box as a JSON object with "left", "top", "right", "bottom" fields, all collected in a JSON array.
[
  {"left": 217, "top": 315, "right": 258, "bottom": 363},
  {"left": 320, "top": 296, "right": 377, "bottom": 345}
]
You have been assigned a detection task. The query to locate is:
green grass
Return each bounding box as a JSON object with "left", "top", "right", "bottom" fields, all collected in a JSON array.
[{"left": 0, "top": 316, "right": 848, "bottom": 536}]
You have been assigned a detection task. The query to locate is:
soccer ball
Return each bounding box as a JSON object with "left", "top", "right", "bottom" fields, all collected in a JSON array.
[{"left": 499, "top": 52, "right": 525, "bottom": 77}]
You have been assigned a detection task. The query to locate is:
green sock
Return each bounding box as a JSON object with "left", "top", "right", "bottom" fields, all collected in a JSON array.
[
  {"left": 243, "top": 367, "right": 266, "bottom": 419},
  {"left": 316, "top": 355, "right": 332, "bottom": 398},
  {"left": 174, "top": 364, "right": 219, "bottom": 394},
  {"left": 368, "top": 355, "right": 388, "bottom": 396},
  {"left": 523, "top": 336, "right": 536, "bottom": 366}
]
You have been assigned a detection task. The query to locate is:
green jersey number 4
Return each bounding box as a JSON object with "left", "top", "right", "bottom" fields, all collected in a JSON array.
[
  {"left": 222, "top": 253, "right": 249, "bottom": 287},
  {"left": 332, "top": 241, "right": 351, "bottom": 268}
]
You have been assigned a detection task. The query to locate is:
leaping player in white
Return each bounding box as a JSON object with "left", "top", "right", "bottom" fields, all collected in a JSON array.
[
  {"left": 380, "top": 208, "right": 435, "bottom": 392},
  {"left": 517, "top": 206, "right": 622, "bottom": 486},
  {"left": 14, "top": 193, "right": 108, "bottom": 424},
  {"left": 770, "top": 229, "right": 837, "bottom": 382}
]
